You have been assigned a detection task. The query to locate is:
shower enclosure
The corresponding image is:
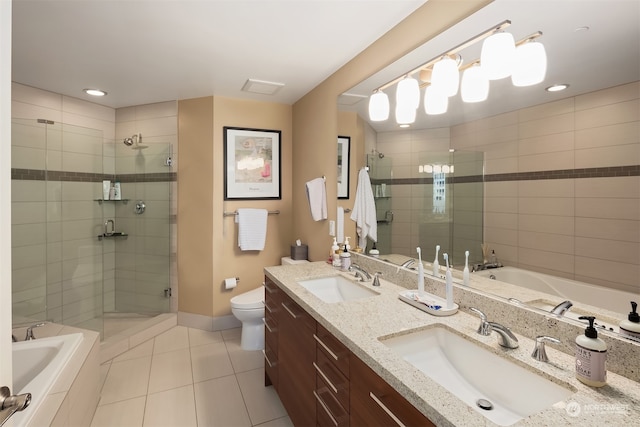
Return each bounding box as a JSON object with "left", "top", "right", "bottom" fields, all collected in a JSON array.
[{"left": 11, "top": 118, "right": 173, "bottom": 339}]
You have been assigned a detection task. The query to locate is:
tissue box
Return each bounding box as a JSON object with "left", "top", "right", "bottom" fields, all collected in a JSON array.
[{"left": 290, "top": 244, "right": 308, "bottom": 260}]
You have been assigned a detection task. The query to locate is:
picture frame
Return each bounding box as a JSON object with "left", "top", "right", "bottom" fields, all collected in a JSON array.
[
  {"left": 337, "top": 135, "right": 350, "bottom": 199},
  {"left": 224, "top": 126, "right": 281, "bottom": 200}
]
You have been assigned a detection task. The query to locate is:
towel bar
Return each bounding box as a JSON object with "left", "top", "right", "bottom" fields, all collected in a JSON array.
[{"left": 223, "top": 210, "right": 280, "bottom": 217}]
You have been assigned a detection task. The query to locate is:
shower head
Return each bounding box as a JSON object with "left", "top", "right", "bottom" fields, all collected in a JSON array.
[
  {"left": 371, "top": 149, "right": 384, "bottom": 159},
  {"left": 378, "top": 152, "right": 384, "bottom": 159},
  {"left": 123, "top": 133, "right": 148, "bottom": 149}
]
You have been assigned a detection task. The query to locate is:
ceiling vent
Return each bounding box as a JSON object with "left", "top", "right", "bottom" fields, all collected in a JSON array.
[{"left": 241, "top": 79, "right": 285, "bottom": 95}]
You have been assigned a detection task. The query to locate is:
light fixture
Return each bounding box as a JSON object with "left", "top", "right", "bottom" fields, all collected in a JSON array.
[
  {"left": 512, "top": 39, "right": 547, "bottom": 86},
  {"left": 83, "top": 88, "right": 107, "bottom": 97},
  {"left": 396, "top": 75, "right": 420, "bottom": 109},
  {"left": 431, "top": 55, "right": 459, "bottom": 97},
  {"left": 424, "top": 85, "right": 448, "bottom": 115},
  {"left": 461, "top": 63, "right": 489, "bottom": 103},
  {"left": 395, "top": 103, "right": 416, "bottom": 125},
  {"left": 546, "top": 84, "right": 569, "bottom": 92},
  {"left": 481, "top": 31, "right": 516, "bottom": 80},
  {"left": 368, "top": 90, "right": 390, "bottom": 121}
]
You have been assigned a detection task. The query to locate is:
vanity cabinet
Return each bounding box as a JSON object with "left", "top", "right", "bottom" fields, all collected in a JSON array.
[
  {"left": 265, "top": 276, "right": 435, "bottom": 427},
  {"left": 264, "top": 278, "right": 280, "bottom": 390},
  {"left": 314, "top": 323, "right": 350, "bottom": 427},
  {"left": 350, "top": 355, "right": 435, "bottom": 427},
  {"left": 277, "top": 287, "right": 317, "bottom": 427}
]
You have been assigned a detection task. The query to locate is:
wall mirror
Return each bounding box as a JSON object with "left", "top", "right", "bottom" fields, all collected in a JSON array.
[{"left": 338, "top": 0, "right": 639, "bottom": 340}]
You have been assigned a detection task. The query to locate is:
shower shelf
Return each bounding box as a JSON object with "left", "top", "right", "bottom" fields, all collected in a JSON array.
[
  {"left": 95, "top": 199, "right": 130, "bottom": 204},
  {"left": 98, "top": 233, "right": 128, "bottom": 241}
]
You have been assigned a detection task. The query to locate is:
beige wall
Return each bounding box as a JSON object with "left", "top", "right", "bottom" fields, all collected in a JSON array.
[
  {"left": 291, "top": 0, "right": 492, "bottom": 261},
  {"left": 178, "top": 96, "right": 292, "bottom": 317}
]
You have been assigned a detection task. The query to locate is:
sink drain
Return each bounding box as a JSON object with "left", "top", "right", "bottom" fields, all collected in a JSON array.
[{"left": 476, "top": 398, "right": 494, "bottom": 411}]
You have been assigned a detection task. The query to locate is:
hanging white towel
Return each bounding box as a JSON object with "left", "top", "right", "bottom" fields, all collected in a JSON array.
[
  {"left": 236, "top": 208, "right": 268, "bottom": 251},
  {"left": 350, "top": 168, "right": 377, "bottom": 249},
  {"left": 336, "top": 206, "right": 344, "bottom": 244},
  {"left": 305, "top": 177, "right": 327, "bottom": 221}
]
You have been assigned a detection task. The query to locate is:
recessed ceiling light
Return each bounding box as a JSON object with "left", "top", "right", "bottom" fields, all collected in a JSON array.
[
  {"left": 399, "top": 124, "right": 411, "bottom": 128},
  {"left": 84, "top": 88, "right": 107, "bottom": 96},
  {"left": 546, "top": 84, "right": 569, "bottom": 92}
]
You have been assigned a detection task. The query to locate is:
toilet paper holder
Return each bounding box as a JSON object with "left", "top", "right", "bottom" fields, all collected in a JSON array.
[{"left": 224, "top": 277, "right": 240, "bottom": 290}]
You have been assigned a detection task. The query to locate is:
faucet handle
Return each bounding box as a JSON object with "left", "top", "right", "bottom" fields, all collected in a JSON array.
[
  {"left": 25, "top": 322, "right": 48, "bottom": 341},
  {"left": 469, "top": 307, "right": 491, "bottom": 336},
  {"left": 531, "top": 336, "right": 560, "bottom": 363},
  {"left": 372, "top": 272, "right": 382, "bottom": 287}
]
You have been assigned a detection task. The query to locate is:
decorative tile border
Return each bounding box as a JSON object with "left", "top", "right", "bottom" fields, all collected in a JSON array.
[
  {"left": 372, "top": 165, "right": 639, "bottom": 186},
  {"left": 11, "top": 168, "right": 177, "bottom": 182}
]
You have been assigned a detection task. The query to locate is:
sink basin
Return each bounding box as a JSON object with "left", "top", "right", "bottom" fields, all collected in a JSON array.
[
  {"left": 297, "top": 275, "right": 378, "bottom": 303},
  {"left": 380, "top": 326, "right": 574, "bottom": 426}
]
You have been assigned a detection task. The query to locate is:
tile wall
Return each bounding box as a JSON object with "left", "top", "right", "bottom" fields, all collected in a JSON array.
[
  {"left": 11, "top": 83, "right": 178, "bottom": 331},
  {"left": 451, "top": 81, "right": 639, "bottom": 295},
  {"left": 373, "top": 81, "right": 639, "bottom": 296}
]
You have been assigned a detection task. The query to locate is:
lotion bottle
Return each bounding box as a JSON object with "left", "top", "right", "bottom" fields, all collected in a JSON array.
[
  {"left": 619, "top": 301, "right": 640, "bottom": 342},
  {"left": 575, "top": 316, "right": 607, "bottom": 387},
  {"left": 369, "top": 243, "right": 380, "bottom": 258},
  {"left": 331, "top": 238, "right": 341, "bottom": 268},
  {"left": 340, "top": 243, "right": 351, "bottom": 271}
]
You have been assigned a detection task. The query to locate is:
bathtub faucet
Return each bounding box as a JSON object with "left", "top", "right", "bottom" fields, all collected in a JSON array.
[
  {"left": 25, "top": 322, "right": 48, "bottom": 340},
  {"left": 550, "top": 300, "right": 573, "bottom": 316}
]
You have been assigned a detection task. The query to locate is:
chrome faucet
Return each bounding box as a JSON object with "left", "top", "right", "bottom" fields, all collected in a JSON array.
[
  {"left": 531, "top": 336, "right": 561, "bottom": 363},
  {"left": 550, "top": 300, "right": 573, "bottom": 316},
  {"left": 349, "top": 264, "right": 371, "bottom": 281},
  {"left": 470, "top": 308, "right": 519, "bottom": 349},
  {"left": 25, "top": 322, "right": 47, "bottom": 341},
  {"left": 400, "top": 259, "right": 416, "bottom": 269}
]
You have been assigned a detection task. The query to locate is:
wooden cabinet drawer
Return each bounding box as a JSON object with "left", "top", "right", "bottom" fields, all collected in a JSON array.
[
  {"left": 315, "top": 349, "right": 349, "bottom": 410},
  {"left": 264, "top": 315, "right": 278, "bottom": 353},
  {"left": 280, "top": 293, "right": 315, "bottom": 332},
  {"left": 263, "top": 345, "right": 278, "bottom": 390},
  {"left": 315, "top": 323, "right": 350, "bottom": 378},
  {"left": 350, "top": 356, "right": 434, "bottom": 427},
  {"left": 315, "top": 386, "right": 349, "bottom": 427}
]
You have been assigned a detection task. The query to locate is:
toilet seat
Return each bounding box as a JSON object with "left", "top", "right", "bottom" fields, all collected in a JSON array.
[{"left": 230, "top": 286, "right": 265, "bottom": 310}]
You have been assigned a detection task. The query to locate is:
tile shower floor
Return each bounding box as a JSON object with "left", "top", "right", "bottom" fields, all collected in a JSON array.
[{"left": 91, "top": 326, "right": 292, "bottom": 427}]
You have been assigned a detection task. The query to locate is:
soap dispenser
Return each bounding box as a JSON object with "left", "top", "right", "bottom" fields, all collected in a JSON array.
[
  {"left": 340, "top": 242, "right": 351, "bottom": 271},
  {"left": 331, "top": 238, "right": 341, "bottom": 268},
  {"left": 619, "top": 301, "right": 640, "bottom": 342},
  {"left": 575, "top": 316, "right": 607, "bottom": 387}
]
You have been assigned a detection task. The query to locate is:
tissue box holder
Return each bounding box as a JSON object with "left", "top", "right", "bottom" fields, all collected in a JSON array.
[{"left": 291, "top": 244, "right": 308, "bottom": 260}]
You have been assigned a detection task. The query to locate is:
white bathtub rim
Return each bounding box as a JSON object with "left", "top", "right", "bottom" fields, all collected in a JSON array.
[{"left": 12, "top": 332, "right": 83, "bottom": 427}]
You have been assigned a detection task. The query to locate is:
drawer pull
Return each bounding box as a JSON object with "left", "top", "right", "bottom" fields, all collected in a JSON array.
[
  {"left": 264, "top": 318, "right": 274, "bottom": 334},
  {"left": 314, "top": 390, "right": 338, "bottom": 427},
  {"left": 369, "top": 392, "right": 406, "bottom": 427},
  {"left": 313, "top": 362, "right": 338, "bottom": 394},
  {"left": 265, "top": 303, "right": 273, "bottom": 314},
  {"left": 262, "top": 350, "right": 275, "bottom": 368},
  {"left": 265, "top": 284, "right": 276, "bottom": 294},
  {"left": 281, "top": 302, "right": 300, "bottom": 319},
  {"left": 313, "top": 334, "right": 339, "bottom": 361}
]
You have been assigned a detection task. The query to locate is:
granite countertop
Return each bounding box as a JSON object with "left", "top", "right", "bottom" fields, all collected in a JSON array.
[{"left": 264, "top": 262, "right": 640, "bottom": 427}]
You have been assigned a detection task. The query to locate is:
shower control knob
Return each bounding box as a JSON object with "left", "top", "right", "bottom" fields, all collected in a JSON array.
[{"left": 135, "top": 200, "right": 146, "bottom": 215}]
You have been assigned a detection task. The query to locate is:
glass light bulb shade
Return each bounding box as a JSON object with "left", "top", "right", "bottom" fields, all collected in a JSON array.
[
  {"left": 511, "top": 41, "right": 547, "bottom": 87},
  {"left": 433, "top": 165, "right": 442, "bottom": 173},
  {"left": 424, "top": 85, "right": 448, "bottom": 115},
  {"left": 425, "top": 165, "right": 433, "bottom": 173},
  {"left": 396, "top": 76, "right": 420, "bottom": 109},
  {"left": 395, "top": 103, "right": 416, "bottom": 125},
  {"left": 481, "top": 31, "right": 516, "bottom": 80},
  {"left": 461, "top": 65, "right": 489, "bottom": 103},
  {"left": 368, "top": 91, "right": 390, "bottom": 121},
  {"left": 431, "top": 56, "right": 459, "bottom": 97}
]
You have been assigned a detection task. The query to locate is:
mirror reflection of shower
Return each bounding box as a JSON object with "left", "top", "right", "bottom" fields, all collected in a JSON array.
[{"left": 123, "top": 132, "right": 148, "bottom": 150}]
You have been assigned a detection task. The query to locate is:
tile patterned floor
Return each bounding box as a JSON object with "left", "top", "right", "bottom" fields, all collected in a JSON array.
[{"left": 91, "top": 326, "right": 292, "bottom": 427}]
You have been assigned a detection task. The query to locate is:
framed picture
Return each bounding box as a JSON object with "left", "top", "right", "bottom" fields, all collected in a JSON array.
[
  {"left": 337, "top": 136, "right": 350, "bottom": 199},
  {"left": 224, "top": 127, "right": 281, "bottom": 200}
]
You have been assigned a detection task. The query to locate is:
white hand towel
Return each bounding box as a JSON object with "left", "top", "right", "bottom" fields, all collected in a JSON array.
[
  {"left": 350, "top": 168, "right": 377, "bottom": 249},
  {"left": 236, "top": 208, "right": 268, "bottom": 251},
  {"left": 305, "top": 177, "right": 327, "bottom": 221},
  {"left": 337, "top": 206, "right": 344, "bottom": 244}
]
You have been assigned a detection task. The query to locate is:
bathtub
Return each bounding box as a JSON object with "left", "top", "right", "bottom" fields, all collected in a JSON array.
[
  {"left": 12, "top": 333, "right": 83, "bottom": 427},
  {"left": 474, "top": 266, "right": 636, "bottom": 316}
]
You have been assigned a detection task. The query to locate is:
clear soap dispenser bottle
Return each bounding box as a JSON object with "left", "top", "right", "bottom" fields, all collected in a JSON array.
[{"left": 575, "top": 316, "right": 607, "bottom": 387}]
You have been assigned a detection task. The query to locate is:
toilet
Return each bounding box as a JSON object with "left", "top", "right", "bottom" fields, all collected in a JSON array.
[
  {"left": 231, "top": 258, "right": 309, "bottom": 351},
  {"left": 230, "top": 286, "right": 265, "bottom": 351}
]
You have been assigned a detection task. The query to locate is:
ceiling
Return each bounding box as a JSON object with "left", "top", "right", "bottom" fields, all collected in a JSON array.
[
  {"left": 11, "top": 0, "right": 426, "bottom": 109},
  {"left": 341, "top": 0, "right": 640, "bottom": 132}
]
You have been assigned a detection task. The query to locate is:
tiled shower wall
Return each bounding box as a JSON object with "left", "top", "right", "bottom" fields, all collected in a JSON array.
[
  {"left": 450, "top": 81, "right": 639, "bottom": 295},
  {"left": 11, "top": 82, "right": 177, "bottom": 327}
]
